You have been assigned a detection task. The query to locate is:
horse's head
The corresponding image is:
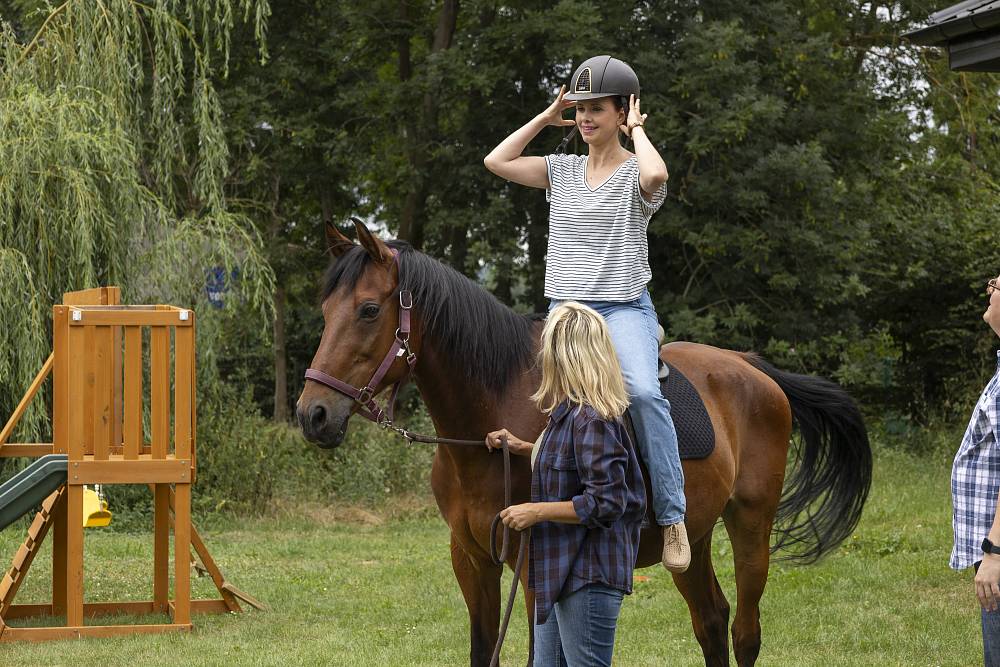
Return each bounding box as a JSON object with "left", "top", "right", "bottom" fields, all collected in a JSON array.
[{"left": 296, "top": 220, "right": 419, "bottom": 448}]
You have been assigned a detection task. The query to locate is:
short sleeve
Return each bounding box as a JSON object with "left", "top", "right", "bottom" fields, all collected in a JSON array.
[
  {"left": 545, "top": 153, "right": 570, "bottom": 203},
  {"left": 636, "top": 172, "right": 668, "bottom": 220}
]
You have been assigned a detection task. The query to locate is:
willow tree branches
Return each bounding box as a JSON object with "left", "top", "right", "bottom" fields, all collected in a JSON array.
[{"left": 0, "top": 0, "right": 273, "bottom": 440}]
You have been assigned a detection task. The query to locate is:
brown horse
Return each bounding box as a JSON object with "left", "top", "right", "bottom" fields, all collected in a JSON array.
[{"left": 297, "top": 221, "right": 872, "bottom": 667}]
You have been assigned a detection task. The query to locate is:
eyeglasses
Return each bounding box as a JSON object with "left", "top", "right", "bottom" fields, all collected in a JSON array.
[{"left": 989, "top": 279, "right": 999, "bottom": 296}]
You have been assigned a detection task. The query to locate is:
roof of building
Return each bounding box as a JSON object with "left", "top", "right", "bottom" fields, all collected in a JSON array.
[{"left": 905, "top": 0, "right": 1000, "bottom": 46}]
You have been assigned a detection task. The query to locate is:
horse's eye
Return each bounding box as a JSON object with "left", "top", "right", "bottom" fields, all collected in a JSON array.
[{"left": 360, "top": 303, "right": 380, "bottom": 320}]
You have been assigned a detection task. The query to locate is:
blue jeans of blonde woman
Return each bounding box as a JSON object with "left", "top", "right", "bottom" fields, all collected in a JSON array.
[
  {"left": 533, "top": 583, "right": 624, "bottom": 667},
  {"left": 548, "top": 289, "right": 686, "bottom": 525}
]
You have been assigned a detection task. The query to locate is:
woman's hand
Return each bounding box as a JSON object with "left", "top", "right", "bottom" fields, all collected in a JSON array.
[
  {"left": 977, "top": 554, "right": 1000, "bottom": 611},
  {"left": 483, "top": 87, "right": 569, "bottom": 189},
  {"left": 537, "top": 85, "right": 576, "bottom": 128},
  {"left": 500, "top": 503, "right": 542, "bottom": 530},
  {"left": 619, "top": 94, "right": 648, "bottom": 136},
  {"left": 485, "top": 429, "right": 534, "bottom": 457}
]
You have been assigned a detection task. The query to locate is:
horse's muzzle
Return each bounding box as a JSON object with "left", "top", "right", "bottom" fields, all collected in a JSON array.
[{"left": 296, "top": 397, "right": 350, "bottom": 449}]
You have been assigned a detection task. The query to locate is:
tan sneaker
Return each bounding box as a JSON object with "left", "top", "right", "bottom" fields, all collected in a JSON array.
[{"left": 662, "top": 522, "right": 691, "bottom": 573}]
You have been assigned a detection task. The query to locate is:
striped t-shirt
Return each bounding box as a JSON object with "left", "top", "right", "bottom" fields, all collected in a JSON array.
[{"left": 544, "top": 153, "right": 668, "bottom": 301}]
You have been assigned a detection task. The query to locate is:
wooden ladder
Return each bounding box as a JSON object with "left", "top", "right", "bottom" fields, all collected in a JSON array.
[{"left": 0, "top": 488, "right": 63, "bottom": 639}]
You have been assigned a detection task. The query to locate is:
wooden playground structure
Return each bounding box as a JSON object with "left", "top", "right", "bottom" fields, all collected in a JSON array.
[{"left": 0, "top": 287, "right": 260, "bottom": 642}]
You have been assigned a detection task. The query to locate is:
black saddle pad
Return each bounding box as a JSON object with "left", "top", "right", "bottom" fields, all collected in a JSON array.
[
  {"left": 626, "top": 361, "right": 715, "bottom": 460},
  {"left": 661, "top": 360, "right": 715, "bottom": 459}
]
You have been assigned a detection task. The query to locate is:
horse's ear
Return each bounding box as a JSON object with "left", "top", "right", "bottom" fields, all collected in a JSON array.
[
  {"left": 352, "top": 217, "right": 394, "bottom": 264},
  {"left": 325, "top": 221, "right": 354, "bottom": 258}
]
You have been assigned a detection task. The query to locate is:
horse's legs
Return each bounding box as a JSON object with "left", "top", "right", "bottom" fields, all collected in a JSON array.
[
  {"left": 451, "top": 535, "right": 502, "bottom": 667},
  {"left": 722, "top": 500, "right": 775, "bottom": 667},
  {"left": 672, "top": 534, "right": 731, "bottom": 666}
]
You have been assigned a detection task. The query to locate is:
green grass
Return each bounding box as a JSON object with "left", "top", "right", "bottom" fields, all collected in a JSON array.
[{"left": 0, "top": 445, "right": 980, "bottom": 666}]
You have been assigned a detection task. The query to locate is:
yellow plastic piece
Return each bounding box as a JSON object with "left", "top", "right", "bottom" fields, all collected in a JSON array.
[{"left": 82, "top": 487, "right": 112, "bottom": 528}]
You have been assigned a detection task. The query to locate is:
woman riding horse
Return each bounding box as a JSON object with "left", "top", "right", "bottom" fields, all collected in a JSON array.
[{"left": 484, "top": 55, "right": 690, "bottom": 573}]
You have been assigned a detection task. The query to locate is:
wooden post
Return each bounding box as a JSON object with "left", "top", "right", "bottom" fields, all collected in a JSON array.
[
  {"left": 50, "top": 492, "right": 67, "bottom": 617},
  {"left": 109, "top": 289, "right": 123, "bottom": 451},
  {"left": 65, "top": 322, "right": 86, "bottom": 627},
  {"left": 82, "top": 326, "right": 95, "bottom": 458},
  {"left": 94, "top": 326, "right": 111, "bottom": 461},
  {"left": 51, "top": 307, "right": 69, "bottom": 615},
  {"left": 52, "top": 307, "right": 68, "bottom": 458},
  {"left": 173, "top": 320, "right": 193, "bottom": 625},
  {"left": 151, "top": 326, "right": 170, "bottom": 611},
  {"left": 123, "top": 327, "right": 142, "bottom": 461}
]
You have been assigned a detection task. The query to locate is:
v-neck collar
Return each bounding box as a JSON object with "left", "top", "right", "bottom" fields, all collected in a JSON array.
[{"left": 582, "top": 155, "right": 634, "bottom": 192}]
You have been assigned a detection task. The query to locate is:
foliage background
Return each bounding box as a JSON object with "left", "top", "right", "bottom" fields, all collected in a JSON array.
[
  {"left": 1, "top": 0, "right": 999, "bottom": 512},
  {"left": 213, "top": 0, "right": 1000, "bottom": 425}
]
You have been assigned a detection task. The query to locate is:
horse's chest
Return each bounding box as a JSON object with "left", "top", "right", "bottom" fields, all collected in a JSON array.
[{"left": 430, "top": 453, "right": 528, "bottom": 555}]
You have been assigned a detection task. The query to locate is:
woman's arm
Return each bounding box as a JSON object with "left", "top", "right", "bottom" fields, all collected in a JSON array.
[
  {"left": 569, "top": 417, "right": 629, "bottom": 528},
  {"left": 501, "top": 500, "right": 579, "bottom": 530},
  {"left": 499, "top": 416, "right": 628, "bottom": 531},
  {"left": 619, "top": 94, "right": 668, "bottom": 198},
  {"left": 483, "top": 85, "right": 575, "bottom": 189},
  {"left": 976, "top": 396, "right": 1000, "bottom": 611},
  {"left": 976, "top": 486, "right": 1000, "bottom": 611}
]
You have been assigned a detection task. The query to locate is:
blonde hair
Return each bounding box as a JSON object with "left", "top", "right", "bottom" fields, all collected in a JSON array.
[{"left": 531, "top": 302, "right": 630, "bottom": 420}]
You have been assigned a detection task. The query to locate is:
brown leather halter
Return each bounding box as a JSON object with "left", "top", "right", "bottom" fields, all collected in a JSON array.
[
  {"left": 303, "top": 249, "right": 527, "bottom": 666},
  {"left": 304, "top": 249, "right": 416, "bottom": 425}
]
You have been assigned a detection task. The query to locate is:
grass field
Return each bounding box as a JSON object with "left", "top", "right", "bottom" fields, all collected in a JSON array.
[{"left": 0, "top": 445, "right": 982, "bottom": 666}]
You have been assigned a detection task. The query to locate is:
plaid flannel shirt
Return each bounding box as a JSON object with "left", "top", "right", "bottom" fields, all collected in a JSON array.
[
  {"left": 529, "top": 400, "right": 646, "bottom": 624},
  {"left": 952, "top": 351, "right": 1000, "bottom": 570}
]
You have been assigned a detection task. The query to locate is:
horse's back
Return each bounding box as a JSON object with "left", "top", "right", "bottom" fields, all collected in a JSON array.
[{"left": 633, "top": 342, "right": 793, "bottom": 567}]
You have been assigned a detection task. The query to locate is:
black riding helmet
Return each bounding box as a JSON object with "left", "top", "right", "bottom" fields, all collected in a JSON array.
[
  {"left": 556, "top": 55, "right": 641, "bottom": 152},
  {"left": 563, "top": 55, "right": 640, "bottom": 104}
]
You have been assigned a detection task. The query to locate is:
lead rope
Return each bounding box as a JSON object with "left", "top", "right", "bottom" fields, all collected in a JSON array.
[{"left": 489, "top": 436, "right": 530, "bottom": 667}]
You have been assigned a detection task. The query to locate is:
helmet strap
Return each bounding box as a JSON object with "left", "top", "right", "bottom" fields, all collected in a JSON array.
[
  {"left": 620, "top": 96, "right": 633, "bottom": 149},
  {"left": 554, "top": 126, "right": 578, "bottom": 154}
]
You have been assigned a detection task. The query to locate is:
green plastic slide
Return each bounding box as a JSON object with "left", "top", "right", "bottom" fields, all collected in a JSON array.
[{"left": 0, "top": 455, "right": 67, "bottom": 531}]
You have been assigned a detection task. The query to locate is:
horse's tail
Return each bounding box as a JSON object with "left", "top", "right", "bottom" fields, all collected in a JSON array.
[{"left": 743, "top": 353, "right": 872, "bottom": 564}]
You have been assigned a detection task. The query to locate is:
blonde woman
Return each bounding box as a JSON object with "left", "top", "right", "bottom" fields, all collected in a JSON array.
[{"left": 486, "top": 302, "right": 646, "bottom": 667}]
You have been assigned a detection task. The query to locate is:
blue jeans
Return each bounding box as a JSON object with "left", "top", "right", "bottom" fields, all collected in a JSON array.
[
  {"left": 975, "top": 561, "right": 1000, "bottom": 667},
  {"left": 549, "top": 289, "right": 686, "bottom": 524},
  {"left": 985, "top": 606, "right": 1000, "bottom": 667},
  {"left": 978, "top": 561, "right": 1000, "bottom": 666},
  {"left": 533, "top": 583, "right": 624, "bottom": 667}
]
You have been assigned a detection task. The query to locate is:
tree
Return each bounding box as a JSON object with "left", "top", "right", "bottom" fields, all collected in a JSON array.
[
  {"left": 120, "top": 0, "right": 1000, "bottom": 424},
  {"left": 0, "top": 0, "right": 274, "bottom": 441}
]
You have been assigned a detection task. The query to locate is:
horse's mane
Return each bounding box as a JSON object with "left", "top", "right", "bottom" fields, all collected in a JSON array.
[{"left": 321, "top": 240, "right": 538, "bottom": 396}]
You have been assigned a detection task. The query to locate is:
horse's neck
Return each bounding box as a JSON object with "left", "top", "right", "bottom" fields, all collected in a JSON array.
[
  {"left": 413, "top": 335, "right": 542, "bottom": 441},
  {"left": 412, "top": 341, "right": 498, "bottom": 438}
]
